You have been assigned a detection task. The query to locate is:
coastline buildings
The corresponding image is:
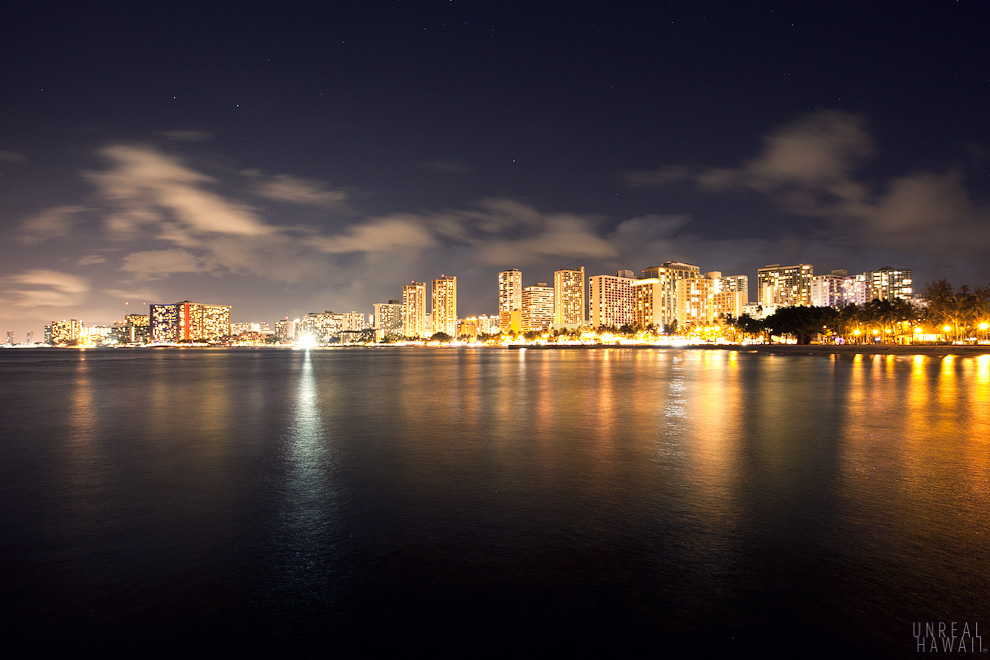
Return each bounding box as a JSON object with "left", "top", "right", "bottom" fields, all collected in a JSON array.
[
  {"left": 757, "top": 264, "right": 814, "bottom": 307},
  {"left": 46, "top": 319, "right": 84, "bottom": 346},
  {"left": 124, "top": 314, "right": 150, "bottom": 344},
  {"left": 150, "top": 301, "right": 231, "bottom": 343},
  {"left": 275, "top": 318, "right": 299, "bottom": 342},
  {"left": 522, "top": 283, "right": 554, "bottom": 332},
  {"left": 373, "top": 301, "right": 403, "bottom": 341},
  {"left": 588, "top": 271, "right": 636, "bottom": 329},
  {"left": 865, "top": 267, "right": 913, "bottom": 302},
  {"left": 431, "top": 276, "right": 457, "bottom": 337},
  {"left": 633, "top": 262, "right": 702, "bottom": 330},
  {"left": 402, "top": 282, "right": 427, "bottom": 338},
  {"left": 299, "top": 311, "right": 365, "bottom": 343},
  {"left": 498, "top": 269, "right": 523, "bottom": 333},
  {"left": 553, "top": 267, "right": 585, "bottom": 327}
]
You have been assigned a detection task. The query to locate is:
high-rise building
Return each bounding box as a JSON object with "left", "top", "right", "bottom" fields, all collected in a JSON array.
[
  {"left": 810, "top": 274, "right": 844, "bottom": 308},
  {"left": 864, "top": 267, "right": 913, "bottom": 302},
  {"left": 431, "top": 276, "right": 457, "bottom": 337},
  {"left": 498, "top": 269, "right": 523, "bottom": 333},
  {"left": 275, "top": 318, "right": 299, "bottom": 342},
  {"left": 676, "top": 277, "right": 717, "bottom": 329},
  {"left": 522, "top": 283, "right": 554, "bottom": 332},
  {"left": 757, "top": 264, "right": 814, "bottom": 307},
  {"left": 588, "top": 272, "right": 636, "bottom": 329},
  {"left": 554, "top": 267, "right": 585, "bottom": 326},
  {"left": 841, "top": 274, "right": 870, "bottom": 307},
  {"left": 373, "top": 301, "right": 403, "bottom": 341},
  {"left": 26, "top": 330, "right": 33, "bottom": 345},
  {"left": 124, "top": 313, "right": 150, "bottom": 344},
  {"left": 5, "top": 330, "right": 13, "bottom": 346},
  {"left": 48, "top": 319, "right": 84, "bottom": 346},
  {"left": 402, "top": 282, "right": 427, "bottom": 338},
  {"left": 633, "top": 262, "right": 701, "bottom": 329},
  {"left": 716, "top": 274, "right": 749, "bottom": 302},
  {"left": 301, "top": 311, "right": 342, "bottom": 344},
  {"left": 150, "top": 301, "right": 230, "bottom": 343}
]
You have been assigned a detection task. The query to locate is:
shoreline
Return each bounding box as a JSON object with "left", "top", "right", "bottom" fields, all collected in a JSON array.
[
  {"left": 507, "top": 343, "right": 990, "bottom": 357},
  {"left": 8, "top": 343, "right": 990, "bottom": 358}
]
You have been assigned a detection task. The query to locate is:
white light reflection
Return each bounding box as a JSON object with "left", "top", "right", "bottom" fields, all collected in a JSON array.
[{"left": 275, "top": 349, "right": 339, "bottom": 585}]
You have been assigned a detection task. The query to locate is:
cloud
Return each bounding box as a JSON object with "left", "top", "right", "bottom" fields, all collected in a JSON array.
[
  {"left": 858, "top": 171, "right": 990, "bottom": 253},
  {"left": 120, "top": 248, "right": 214, "bottom": 278},
  {"left": 242, "top": 170, "right": 351, "bottom": 209},
  {"left": 76, "top": 254, "right": 108, "bottom": 266},
  {"left": 103, "top": 287, "right": 161, "bottom": 301},
  {"left": 312, "top": 217, "right": 437, "bottom": 253},
  {"left": 711, "top": 110, "right": 873, "bottom": 191},
  {"left": 85, "top": 144, "right": 271, "bottom": 238},
  {"left": 19, "top": 205, "right": 87, "bottom": 243},
  {"left": 0, "top": 269, "right": 91, "bottom": 309},
  {"left": 625, "top": 109, "right": 990, "bottom": 256},
  {"left": 0, "top": 150, "right": 25, "bottom": 163}
]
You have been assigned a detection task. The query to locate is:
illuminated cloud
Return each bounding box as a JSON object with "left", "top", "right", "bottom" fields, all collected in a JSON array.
[
  {"left": 243, "top": 170, "right": 351, "bottom": 210},
  {"left": 19, "top": 205, "right": 87, "bottom": 243},
  {"left": 85, "top": 145, "right": 271, "bottom": 238},
  {"left": 0, "top": 150, "right": 25, "bottom": 162},
  {"left": 0, "top": 269, "right": 91, "bottom": 309},
  {"left": 120, "top": 248, "right": 214, "bottom": 278},
  {"left": 103, "top": 287, "right": 161, "bottom": 301},
  {"left": 76, "top": 254, "right": 108, "bottom": 266},
  {"left": 625, "top": 109, "right": 990, "bottom": 256},
  {"left": 859, "top": 171, "right": 990, "bottom": 253},
  {"left": 312, "top": 217, "right": 437, "bottom": 253}
]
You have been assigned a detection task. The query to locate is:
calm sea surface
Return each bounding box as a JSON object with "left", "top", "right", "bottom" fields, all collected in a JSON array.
[{"left": 1, "top": 347, "right": 988, "bottom": 657}]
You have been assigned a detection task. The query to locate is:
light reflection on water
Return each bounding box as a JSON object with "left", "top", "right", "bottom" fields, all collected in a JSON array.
[{"left": 0, "top": 347, "right": 987, "bottom": 656}]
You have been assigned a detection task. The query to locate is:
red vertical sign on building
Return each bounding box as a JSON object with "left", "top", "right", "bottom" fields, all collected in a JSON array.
[{"left": 182, "top": 302, "right": 191, "bottom": 341}]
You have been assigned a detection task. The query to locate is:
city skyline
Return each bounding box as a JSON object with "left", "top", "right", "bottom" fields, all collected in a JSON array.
[
  {"left": 26, "top": 259, "right": 921, "bottom": 346},
  {"left": 2, "top": 3, "right": 989, "bottom": 337}
]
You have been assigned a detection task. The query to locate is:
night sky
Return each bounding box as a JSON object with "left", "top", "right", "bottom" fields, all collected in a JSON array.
[{"left": 2, "top": 1, "right": 988, "bottom": 337}]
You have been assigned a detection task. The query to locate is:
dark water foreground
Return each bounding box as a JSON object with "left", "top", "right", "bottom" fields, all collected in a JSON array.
[{"left": 1, "top": 347, "right": 987, "bottom": 657}]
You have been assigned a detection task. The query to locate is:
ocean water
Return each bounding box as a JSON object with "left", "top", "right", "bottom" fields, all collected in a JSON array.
[{"left": 1, "top": 347, "right": 988, "bottom": 657}]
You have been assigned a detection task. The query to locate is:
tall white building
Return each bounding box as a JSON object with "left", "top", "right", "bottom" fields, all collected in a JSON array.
[
  {"left": 553, "top": 267, "right": 585, "bottom": 326},
  {"left": 588, "top": 272, "right": 636, "bottom": 329},
  {"left": 811, "top": 274, "right": 844, "bottom": 308},
  {"left": 757, "top": 264, "right": 813, "bottom": 307},
  {"left": 431, "top": 275, "right": 457, "bottom": 337},
  {"left": 498, "top": 269, "right": 523, "bottom": 333},
  {"left": 865, "top": 267, "right": 913, "bottom": 301},
  {"left": 522, "top": 283, "right": 554, "bottom": 332},
  {"left": 373, "top": 301, "right": 403, "bottom": 341},
  {"left": 633, "top": 262, "right": 701, "bottom": 329},
  {"left": 402, "top": 282, "right": 427, "bottom": 338}
]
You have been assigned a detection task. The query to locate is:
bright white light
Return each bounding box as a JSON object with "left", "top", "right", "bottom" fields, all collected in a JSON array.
[{"left": 298, "top": 334, "right": 318, "bottom": 350}]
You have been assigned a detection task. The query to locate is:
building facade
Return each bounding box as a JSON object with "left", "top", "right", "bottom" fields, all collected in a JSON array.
[
  {"left": 553, "top": 267, "right": 585, "bottom": 326},
  {"left": 150, "top": 301, "right": 230, "bottom": 343},
  {"left": 402, "top": 282, "right": 427, "bottom": 338},
  {"left": 498, "top": 269, "right": 523, "bottom": 333},
  {"left": 522, "top": 283, "right": 554, "bottom": 332},
  {"left": 588, "top": 272, "right": 636, "bottom": 329},
  {"left": 865, "top": 267, "right": 913, "bottom": 302},
  {"left": 757, "top": 264, "right": 814, "bottom": 307},
  {"left": 809, "top": 274, "right": 843, "bottom": 308},
  {"left": 373, "top": 301, "right": 403, "bottom": 341},
  {"left": 633, "top": 262, "right": 702, "bottom": 329},
  {"left": 431, "top": 276, "right": 457, "bottom": 337}
]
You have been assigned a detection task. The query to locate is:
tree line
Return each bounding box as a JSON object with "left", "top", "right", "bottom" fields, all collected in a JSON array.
[{"left": 727, "top": 280, "right": 990, "bottom": 345}]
